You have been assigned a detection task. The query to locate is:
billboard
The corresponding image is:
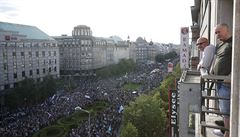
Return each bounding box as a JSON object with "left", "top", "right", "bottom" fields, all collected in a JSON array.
[{"left": 180, "top": 27, "right": 189, "bottom": 69}]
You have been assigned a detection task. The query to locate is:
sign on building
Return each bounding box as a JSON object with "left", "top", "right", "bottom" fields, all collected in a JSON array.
[
  {"left": 169, "top": 89, "right": 179, "bottom": 137},
  {"left": 180, "top": 27, "right": 189, "bottom": 69},
  {"left": 168, "top": 62, "right": 174, "bottom": 73}
]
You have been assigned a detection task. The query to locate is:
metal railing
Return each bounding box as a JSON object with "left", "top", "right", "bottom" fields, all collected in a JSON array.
[{"left": 199, "top": 68, "right": 230, "bottom": 136}]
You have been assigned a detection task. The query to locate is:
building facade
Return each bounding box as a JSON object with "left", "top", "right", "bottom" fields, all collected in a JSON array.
[
  {"left": 0, "top": 22, "right": 59, "bottom": 91},
  {"left": 54, "top": 25, "right": 94, "bottom": 75},
  {"left": 54, "top": 25, "right": 130, "bottom": 75}
]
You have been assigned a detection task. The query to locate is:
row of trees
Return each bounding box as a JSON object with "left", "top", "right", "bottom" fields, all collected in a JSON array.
[
  {"left": 120, "top": 63, "right": 181, "bottom": 137},
  {"left": 96, "top": 59, "right": 136, "bottom": 78},
  {"left": 155, "top": 51, "right": 178, "bottom": 63},
  {"left": 4, "top": 76, "right": 57, "bottom": 109}
]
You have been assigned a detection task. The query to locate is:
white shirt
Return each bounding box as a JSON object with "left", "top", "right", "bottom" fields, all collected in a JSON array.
[{"left": 198, "top": 44, "right": 216, "bottom": 71}]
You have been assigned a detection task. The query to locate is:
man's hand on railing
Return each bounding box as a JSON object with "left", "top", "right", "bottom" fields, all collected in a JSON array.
[
  {"left": 223, "top": 74, "right": 231, "bottom": 85},
  {"left": 200, "top": 68, "right": 208, "bottom": 76},
  {"left": 200, "top": 68, "right": 231, "bottom": 82}
]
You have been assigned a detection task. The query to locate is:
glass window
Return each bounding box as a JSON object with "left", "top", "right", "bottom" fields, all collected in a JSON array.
[
  {"left": 3, "top": 63, "right": 7, "bottom": 70},
  {"left": 14, "top": 73, "right": 17, "bottom": 78},
  {"left": 29, "top": 70, "right": 33, "bottom": 76},
  {"left": 42, "top": 51, "right": 45, "bottom": 57},
  {"left": 22, "top": 71, "right": 25, "bottom": 77},
  {"left": 21, "top": 52, "right": 24, "bottom": 56},
  {"left": 36, "top": 69, "right": 39, "bottom": 75},
  {"left": 36, "top": 51, "right": 39, "bottom": 57},
  {"left": 12, "top": 52, "right": 16, "bottom": 56},
  {"left": 29, "top": 51, "right": 32, "bottom": 57}
]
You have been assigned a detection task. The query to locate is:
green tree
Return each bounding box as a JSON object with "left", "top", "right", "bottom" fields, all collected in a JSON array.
[
  {"left": 164, "top": 51, "right": 177, "bottom": 60},
  {"left": 122, "top": 94, "right": 167, "bottom": 137},
  {"left": 120, "top": 122, "right": 139, "bottom": 137},
  {"left": 4, "top": 75, "right": 58, "bottom": 109},
  {"left": 96, "top": 59, "right": 136, "bottom": 78},
  {"left": 155, "top": 53, "right": 165, "bottom": 63}
]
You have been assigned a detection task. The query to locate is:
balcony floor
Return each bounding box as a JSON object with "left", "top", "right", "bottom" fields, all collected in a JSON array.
[{"left": 196, "top": 113, "right": 224, "bottom": 137}]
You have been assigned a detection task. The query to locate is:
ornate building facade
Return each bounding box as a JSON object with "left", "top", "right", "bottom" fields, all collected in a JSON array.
[{"left": 0, "top": 22, "right": 59, "bottom": 91}]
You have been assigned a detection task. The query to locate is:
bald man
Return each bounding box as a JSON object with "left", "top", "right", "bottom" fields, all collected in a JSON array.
[
  {"left": 212, "top": 23, "right": 232, "bottom": 137},
  {"left": 196, "top": 37, "right": 215, "bottom": 72}
]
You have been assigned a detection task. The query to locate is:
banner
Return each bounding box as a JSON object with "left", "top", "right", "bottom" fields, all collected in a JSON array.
[
  {"left": 168, "top": 62, "right": 173, "bottom": 73},
  {"left": 180, "top": 27, "right": 189, "bottom": 69}
]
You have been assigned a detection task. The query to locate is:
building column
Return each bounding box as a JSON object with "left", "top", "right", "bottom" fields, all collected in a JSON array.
[{"left": 230, "top": 0, "right": 240, "bottom": 136}]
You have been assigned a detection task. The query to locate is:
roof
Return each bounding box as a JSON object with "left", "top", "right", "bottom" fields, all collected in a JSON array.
[
  {"left": 109, "top": 35, "right": 123, "bottom": 43},
  {"left": 0, "top": 21, "right": 54, "bottom": 40}
]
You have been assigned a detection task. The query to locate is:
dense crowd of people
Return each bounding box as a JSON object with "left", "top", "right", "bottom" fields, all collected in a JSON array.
[{"left": 0, "top": 63, "right": 168, "bottom": 137}]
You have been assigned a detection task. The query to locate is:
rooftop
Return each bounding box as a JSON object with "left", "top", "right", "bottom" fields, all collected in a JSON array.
[{"left": 0, "top": 21, "right": 54, "bottom": 40}]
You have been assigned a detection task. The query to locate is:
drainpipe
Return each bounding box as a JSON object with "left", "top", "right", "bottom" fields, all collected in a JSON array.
[{"left": 208, "top": 0, "right": 211, "bottom": 42}]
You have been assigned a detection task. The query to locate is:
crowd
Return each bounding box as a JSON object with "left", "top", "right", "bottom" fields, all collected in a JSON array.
[{"left": 0, "top": 63, "right": 167, "bottom": 137}]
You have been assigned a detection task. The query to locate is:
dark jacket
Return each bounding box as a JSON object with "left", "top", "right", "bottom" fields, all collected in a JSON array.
[{"left": 212, "top": 37, "right": 232, "bottom": 75}]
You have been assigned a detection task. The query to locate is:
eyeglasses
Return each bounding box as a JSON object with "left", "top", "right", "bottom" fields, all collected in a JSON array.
[{"left": 196, "top": 41, "right": 206, "bottom": 46}]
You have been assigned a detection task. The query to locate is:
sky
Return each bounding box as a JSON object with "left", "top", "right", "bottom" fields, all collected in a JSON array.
[{"left": 0, "top": 0, "right": 194, "bottom": 44}]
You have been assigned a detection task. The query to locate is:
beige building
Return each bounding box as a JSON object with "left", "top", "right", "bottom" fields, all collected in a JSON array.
[
  {"left": 54, "top": 25, "right": 94, "bottom": 75},
  {"left": 0, "top": 22, "right": 59, "bottom": 91},
  {"left": 54, "top": 25, "right": 130, "bottom": 75}
]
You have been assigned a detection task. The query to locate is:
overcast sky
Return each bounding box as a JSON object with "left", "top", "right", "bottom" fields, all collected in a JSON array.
[{"left": 0, "top": 0, "right": 194, "bottom": 44}]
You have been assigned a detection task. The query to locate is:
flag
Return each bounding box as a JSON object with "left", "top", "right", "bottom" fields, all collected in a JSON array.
[
  {"left": 118, "top": 105, "right": 124, "bottom": 113},
  {"left": 106, "top": 125, "right": 112, "bottom": 134}
]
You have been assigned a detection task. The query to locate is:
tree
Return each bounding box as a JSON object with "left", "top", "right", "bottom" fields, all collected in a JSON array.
[
  {"left": 120, "top": 122, "right": 138, "bottom": 137},
  {"left": 122, "top": 95, "right": 167, "bottom": 137},
  {"left": 155, "top": 53, "right": 165, "bottom": 63},
  {"left": 164, "top": 51, "right": 178, "bottom": 60}
]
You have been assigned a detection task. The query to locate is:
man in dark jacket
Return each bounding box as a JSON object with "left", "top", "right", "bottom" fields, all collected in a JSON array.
[{"left": 212, "top": 23, "right": 232, "bottom": 137}]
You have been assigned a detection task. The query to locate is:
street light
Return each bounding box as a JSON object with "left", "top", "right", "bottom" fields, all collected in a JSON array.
[{"left": 75, "top": 106, "right": 91, "bottom": 137}]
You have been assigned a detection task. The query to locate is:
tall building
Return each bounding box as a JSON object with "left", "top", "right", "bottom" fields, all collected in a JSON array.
[
  {"left": 54, "top": 25, "right": 130, "bottom": 76},
  {"left": 0, "top": 22, "right": 59, "bottom": 91},
  {"left": 135, "top": 37, "right": 149, "bottom": 64},
  {"left": 54, "top": 25, "right": 94, "bottom": 75}
]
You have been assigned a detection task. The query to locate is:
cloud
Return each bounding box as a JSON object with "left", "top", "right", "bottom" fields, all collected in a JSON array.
[{"left": 0, "top": 0, "right": 19, "bottom": 18}]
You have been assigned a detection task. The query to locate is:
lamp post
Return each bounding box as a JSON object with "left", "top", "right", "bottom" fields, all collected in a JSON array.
[{"left": 75, "top": 106, "right": 91, "bottom": 137}]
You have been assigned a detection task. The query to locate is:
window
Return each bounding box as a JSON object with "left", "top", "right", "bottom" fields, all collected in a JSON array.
[
  {"left": 54, "top": 67, "right": 57, "bottom": 72},
  {"left": 43, "top": 68, "right": 46, "bottom": 74},
  {"left": 36, "top": 51, "right": 39, "bottom": 57},
  {"left": 42, "top": 51, "right": 45, "bottom": 57},
  {"left": 29, "top": 51, "right": 32, "bottom": 57},
  {"left": 21, "top": 52, "right": 24, "bottom": 56},
  {"left": 3, "top": 63, "right": 7, "bottom": 70},
  {"left": 49, "top": 67, "right": 51, "bottom": 72},
  {"left": 12, "top": 52, "right": 16, "bottom": 56},
  {"left": 36, "top": 69, "right": 39, "bottom": 74},
  {"left": 48, "top": 51, "right": 51, "bottom": 56},
  {"left": 29, "top": 70, "right": 33, "bottom": 76},
  {"left": 54, "top": 51, "right": 56, "bottom": 56},
  {"left": 22, "top": 71, "right": 25, "bottom": 77},
  {"left": 4, "top": 84, "right": 10, "bottom": 89},
  {"left": 14, "top": 73, "right": 17, "bottom": 79}
]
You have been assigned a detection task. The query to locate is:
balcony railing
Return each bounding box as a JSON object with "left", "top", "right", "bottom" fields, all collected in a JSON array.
[{"left": 199, "top": 68, "right": 230, "bottom": 137}]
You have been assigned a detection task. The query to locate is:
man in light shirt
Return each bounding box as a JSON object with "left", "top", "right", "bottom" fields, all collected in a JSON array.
[{"left": 196, "top": 37, "right": 215, "bottom": 72}]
